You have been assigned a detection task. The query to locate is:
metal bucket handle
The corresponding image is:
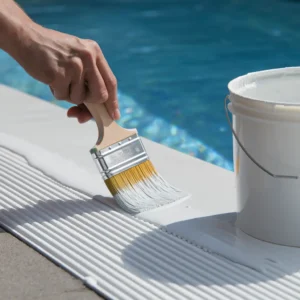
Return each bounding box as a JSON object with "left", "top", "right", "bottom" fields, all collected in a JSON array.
[{"left": 224, "top": 95, "right": 298, "bottom": 179}]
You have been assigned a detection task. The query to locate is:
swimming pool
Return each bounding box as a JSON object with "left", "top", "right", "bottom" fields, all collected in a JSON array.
[{"left": 2, "top": 0, "right": 300, "bottom": 170}]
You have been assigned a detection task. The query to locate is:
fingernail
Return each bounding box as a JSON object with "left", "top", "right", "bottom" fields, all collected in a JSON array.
[{"left": 113, "top": 109, "right": 120, "bottom": 120}]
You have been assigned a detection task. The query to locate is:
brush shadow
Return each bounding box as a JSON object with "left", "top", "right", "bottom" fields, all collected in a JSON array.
[{"left": 121, "top": 212, "right": 300, "bottom": 287}]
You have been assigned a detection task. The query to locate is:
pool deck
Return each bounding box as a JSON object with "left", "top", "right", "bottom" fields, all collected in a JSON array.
[
  {"left": 0, "top": 227, "right": 101, "bottom": 300},
  {"left": 0, "top": 84, "right": 236, "bottom": 299}
]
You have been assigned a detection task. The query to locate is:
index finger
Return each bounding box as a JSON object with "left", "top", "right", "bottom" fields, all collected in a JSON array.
[
  {"left": 84, "top": 63, "right": 108, "bottom": 104},
  {"left": 96, "top": 51, "right": 120, "bottom": 120}
]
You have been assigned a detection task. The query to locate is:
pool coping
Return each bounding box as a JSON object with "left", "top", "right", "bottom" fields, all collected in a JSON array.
[{"left": 0, "top": 84, "right": 235, "bottom": 299}]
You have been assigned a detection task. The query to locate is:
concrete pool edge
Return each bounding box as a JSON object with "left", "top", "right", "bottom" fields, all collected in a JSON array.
[
  {"left": 2, "top": 84, "right": 300, "bottom": 300},
  {"left": 0, "top": 84, "right": 236, "bottom": 299}
]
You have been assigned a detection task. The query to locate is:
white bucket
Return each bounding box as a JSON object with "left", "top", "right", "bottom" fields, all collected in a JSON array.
[{"left": 227, "top": 67, "right": 300, "bottom": 247}]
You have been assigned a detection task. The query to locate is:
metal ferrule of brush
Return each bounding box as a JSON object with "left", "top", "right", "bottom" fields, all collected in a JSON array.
[{"left": 90, "top": 134, "right": 149, "bottom": 180}]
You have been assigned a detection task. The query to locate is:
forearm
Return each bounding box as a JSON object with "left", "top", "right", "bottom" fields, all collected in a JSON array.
[{"left": 0, "top": 1, "right": 35, "bottom": 57}]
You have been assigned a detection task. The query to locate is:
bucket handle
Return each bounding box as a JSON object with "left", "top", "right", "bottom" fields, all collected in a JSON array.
[{"left": 224, "top": 95, "right": 298, "bottom": 179}]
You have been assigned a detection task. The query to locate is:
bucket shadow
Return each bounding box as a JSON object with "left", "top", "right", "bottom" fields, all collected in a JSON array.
[
  {"left": 2, "top": 195, "right": 300, "bottom": 288},
  {"left": 121, "top": 213, "right": 300, "bottom": 287}
]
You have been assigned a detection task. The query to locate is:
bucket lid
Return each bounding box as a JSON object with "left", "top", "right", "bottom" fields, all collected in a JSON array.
[{"left": 228, "top": 67, "right": 300, "bottom": 107}]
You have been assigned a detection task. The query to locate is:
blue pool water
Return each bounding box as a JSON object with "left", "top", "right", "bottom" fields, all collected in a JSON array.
[{"left": 2, "top": 0, "right": 300, "bottom": 170}]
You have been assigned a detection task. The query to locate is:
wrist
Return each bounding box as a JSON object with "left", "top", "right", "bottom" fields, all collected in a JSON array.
[{"left": 0, "top": 16, "right": 38, "bottom": 60}]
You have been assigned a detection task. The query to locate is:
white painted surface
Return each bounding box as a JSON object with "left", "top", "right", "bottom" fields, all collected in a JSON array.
[
  {"left": 1, "top": 139, "right": 300, "bottom": 300},
  {"left": 1, "top": 84, "right": 300, "bottom": 299}
]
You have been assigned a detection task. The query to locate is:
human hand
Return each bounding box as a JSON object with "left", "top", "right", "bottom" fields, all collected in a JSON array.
[{"left": 13, "top": 23, "right": 120, "bottom": 123}]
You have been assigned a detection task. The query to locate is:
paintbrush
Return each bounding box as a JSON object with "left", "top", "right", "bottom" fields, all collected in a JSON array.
[{"left": 85, "top": 102, "right": 190, "bottom": 214}]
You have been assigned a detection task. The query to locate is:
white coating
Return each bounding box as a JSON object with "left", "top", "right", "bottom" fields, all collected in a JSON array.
[
  {"left": 228, "top": 67, "right": 300, "bottom": 247},
  {"left": 0, "top": 133, "right": 101, "bottom": 196},
  {"left": 2, "top": 138, "right": 300, "bottom": 300},
  {"left": 2, "top": 84, "right": 300, "bottom": 299},
  {"left": 0, "top": 132, "right": 259, "bottom": 270},
  {"left": 2, "top": 132, "right": 300, "bottom": 269}
]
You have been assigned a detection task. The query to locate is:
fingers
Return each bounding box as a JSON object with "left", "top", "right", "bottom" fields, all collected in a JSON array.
[
  {"left": 49, "top": 65, "right": 72, "bottom": 101},
  {"left": 96, "top": 55, "right": 120, "bottom": 120},
  {"left": 84, "top": 62, "right": 108, "bottom": 104},
  {"left": 69, "top": 57, "right": 85, "bottom": 105},
  {"left": 83, "top": 40, "right": 120, "bottom": 120},
  {"left": 51, "top": 57, "right": 86, "bottom": 106},
  {"left": 50, "top": 38, "right": 120, "bottom": 122},
  {"left": 49, "top": 80, "right": 71, "bottom": 100},
  {"left": 67, "top": 104, "right": 92, "bottom": 123},
  {"left": 66, "top": 106, "right": 79, "bottom": 118}
]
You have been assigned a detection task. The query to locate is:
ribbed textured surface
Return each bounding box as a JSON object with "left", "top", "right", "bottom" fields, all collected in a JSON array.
[{"left": 0, "top": 147, "right": 299, "bottom": 300}]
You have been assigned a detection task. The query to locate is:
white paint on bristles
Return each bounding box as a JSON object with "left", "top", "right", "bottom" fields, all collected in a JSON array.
[{"left": 114, "top": 172, "right": 190, "bottom": 214}]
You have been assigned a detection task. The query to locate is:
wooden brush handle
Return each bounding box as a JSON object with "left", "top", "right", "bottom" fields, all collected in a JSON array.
[{"left": 85, "top": 102, "right": 136, "bottom": 150}]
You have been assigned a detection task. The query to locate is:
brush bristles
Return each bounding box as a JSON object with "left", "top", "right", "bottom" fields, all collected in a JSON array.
[
  {"left": 105, "top": 160, "right": 157, "bottom": 195},
  {"left": 105, "top": 160, "right": 190, "bottom": 214}
]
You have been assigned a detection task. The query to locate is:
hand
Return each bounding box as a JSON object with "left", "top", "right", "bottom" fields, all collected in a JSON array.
[{"left": 13, "top": 23, "right": 120, "bottom": 123}]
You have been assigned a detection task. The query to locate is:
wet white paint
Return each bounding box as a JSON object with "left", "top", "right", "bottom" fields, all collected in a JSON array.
[
  {"left": 2, "top": 132, "right": 300, "bottom": 275},
  {"left": 0, "top": 133, "right": 103, "bottom": 197}
]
